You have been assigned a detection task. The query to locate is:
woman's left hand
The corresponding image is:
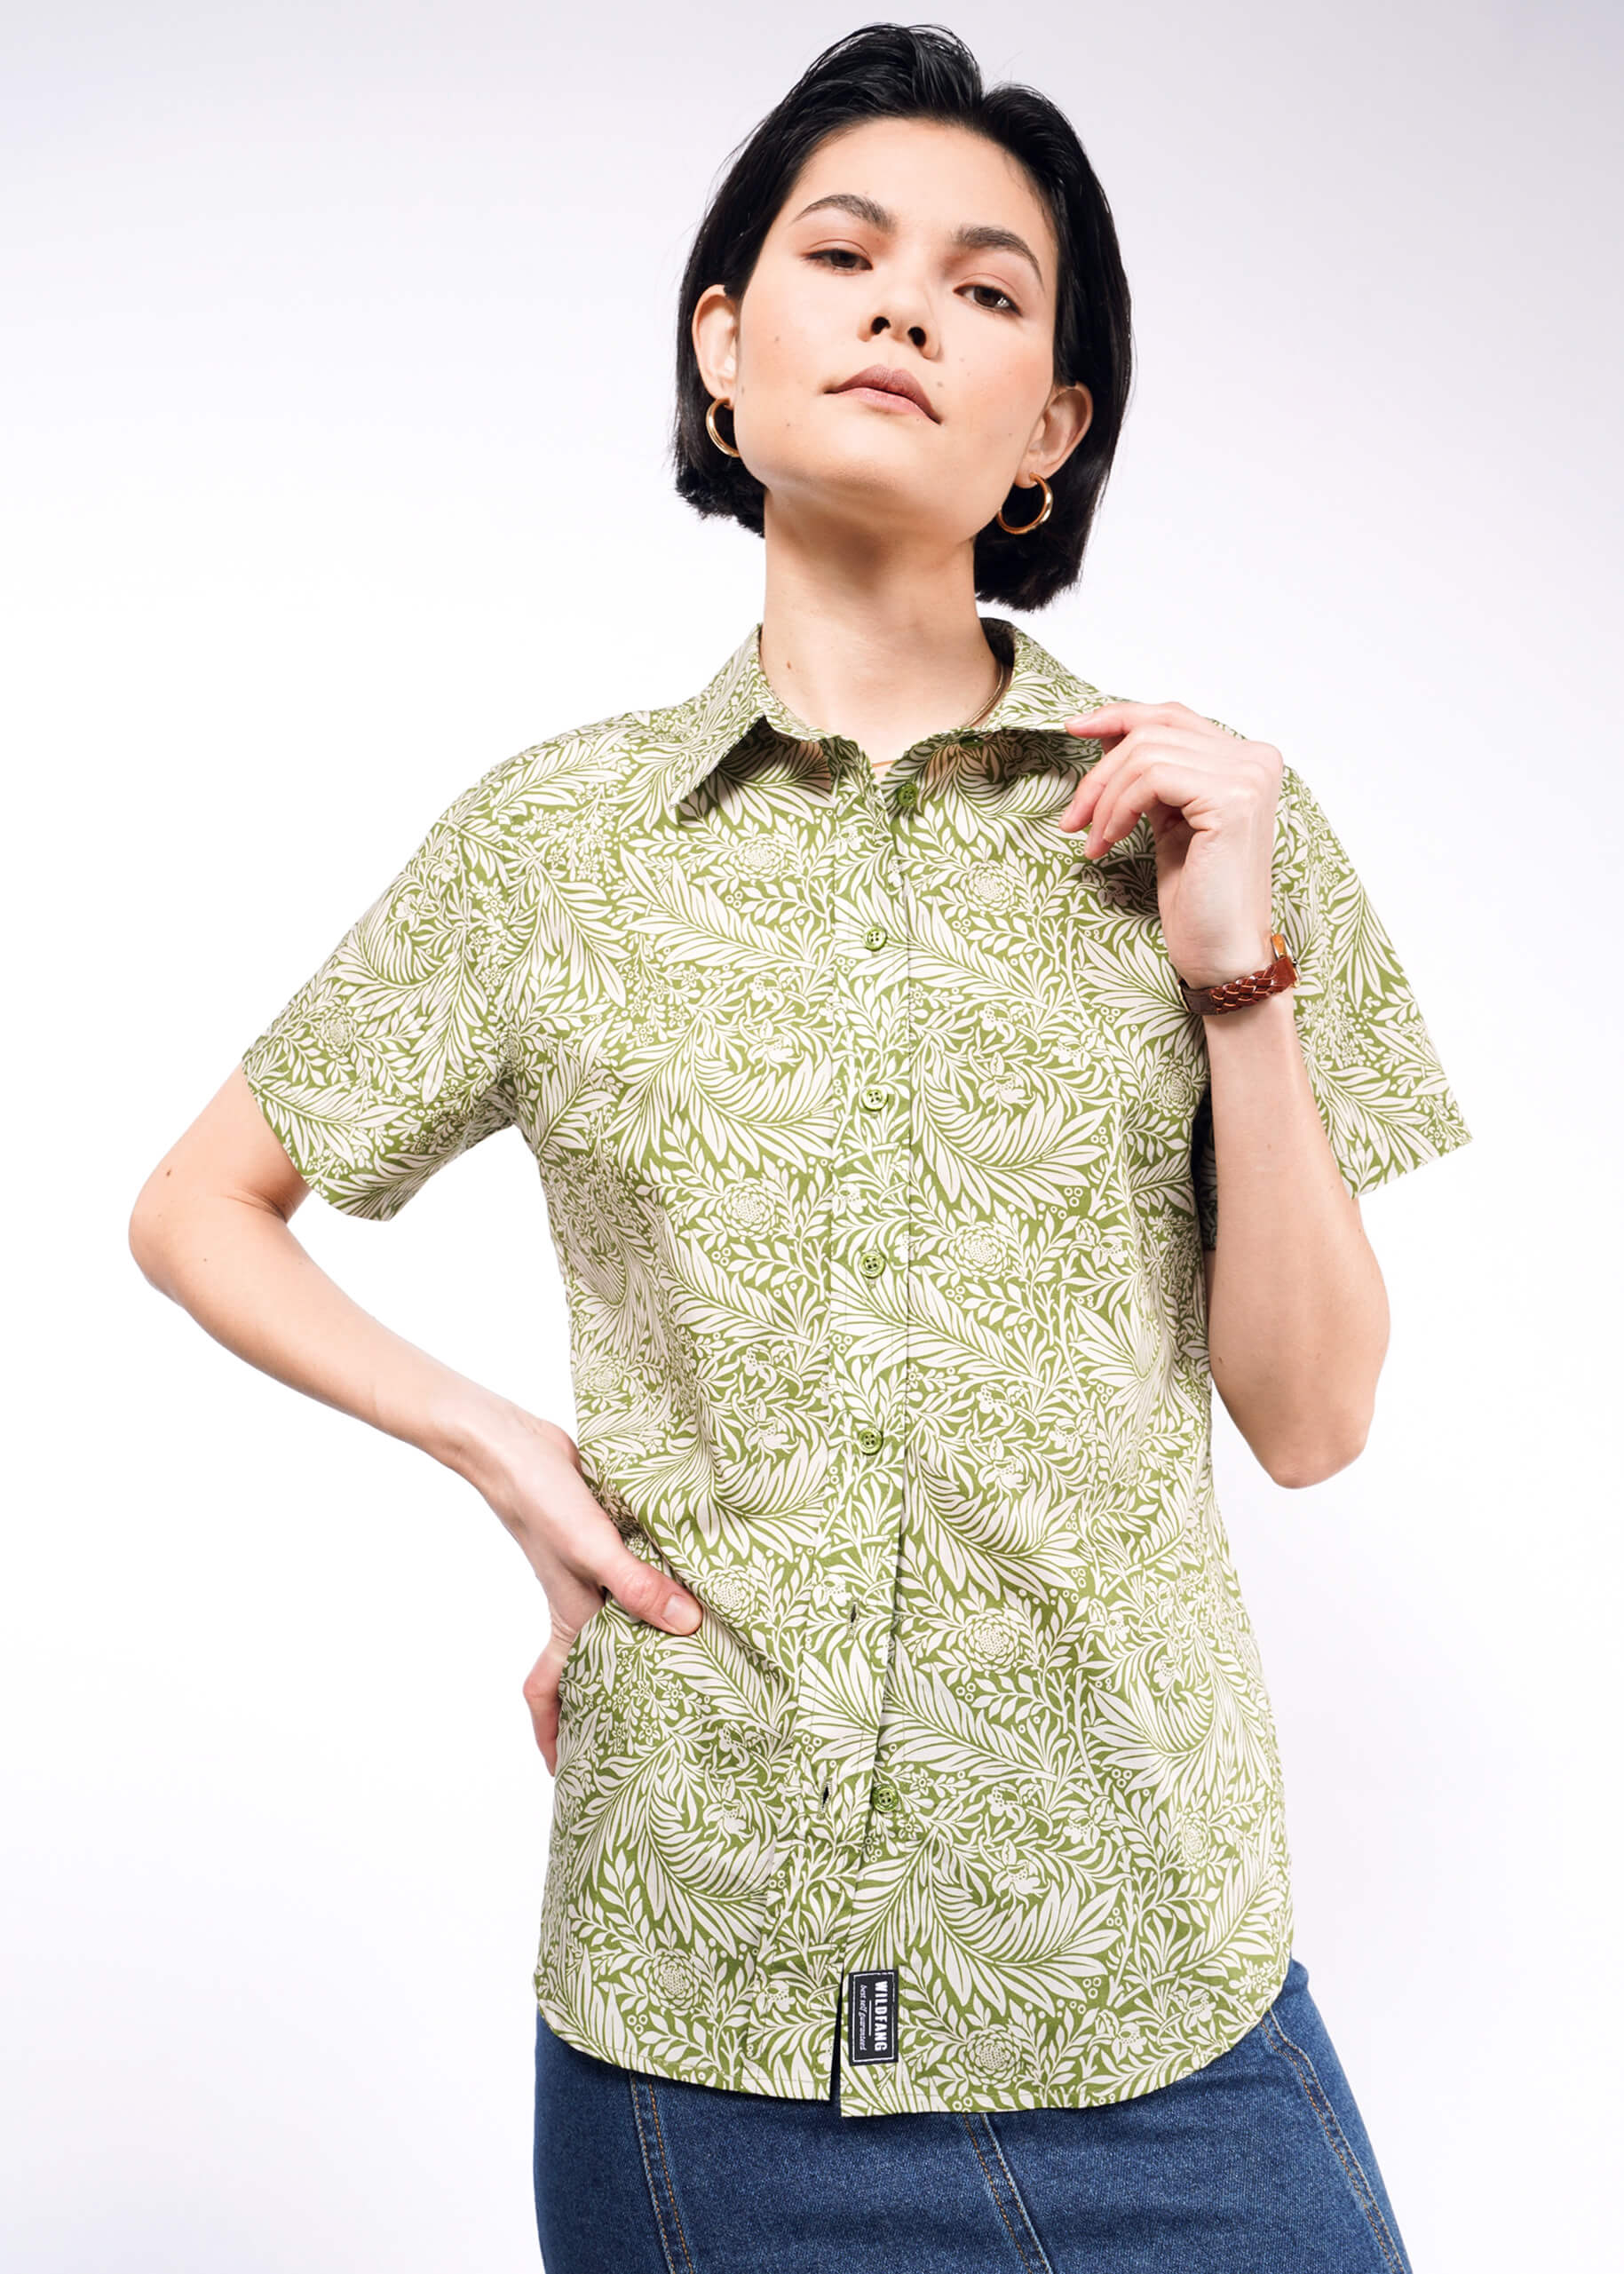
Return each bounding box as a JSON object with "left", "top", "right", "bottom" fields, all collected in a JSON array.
[{"left": 1058, "top": 701, "right": 1284, "bottom": 992}]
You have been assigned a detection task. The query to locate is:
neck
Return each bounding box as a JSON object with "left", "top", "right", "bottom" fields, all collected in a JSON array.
[{"left": 757, "top": 501, "right": 1002, "bottom": 772}]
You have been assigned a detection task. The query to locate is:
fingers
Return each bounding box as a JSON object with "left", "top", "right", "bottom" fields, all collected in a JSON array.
[
  {"left": 523, "top": 1541, "right": 705, "bottom": 1779},
  {"left": 534, "top": 1460, "right": 705, "bottom": 1636},
  {"left": 1063, "top": 700, "right": 1193, "bottom": 743},
  {"left": 523, "top": 1636, "right": 564, "bottom": 1773},
  {"left": 1061, "top": 726, "right": 1216, "bottom": 847},
  {"left": 520, "top": 1541, "right": 700, "bottom": 1777},
  {"left": 595, "top": 1537, "right": 704, "bottom": 1635},
  {"left": 1086, "top": 752, "right": 1211, "bottom": 856},
  {"left": 499, "top": 1424, "right": 709, "bottom": 1779},
  {"left": 1058, "top": 709, "right": 1278, "bottom": 853}
]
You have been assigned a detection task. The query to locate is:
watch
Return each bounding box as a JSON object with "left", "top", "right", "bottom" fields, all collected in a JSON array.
[{"left": 1177, "top": 931, "right": 1298, "bottom": 1016}]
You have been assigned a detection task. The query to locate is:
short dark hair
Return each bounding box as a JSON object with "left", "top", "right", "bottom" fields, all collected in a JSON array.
[{"left": 672, "top": 22, "right": 1133, "bottom": 611}]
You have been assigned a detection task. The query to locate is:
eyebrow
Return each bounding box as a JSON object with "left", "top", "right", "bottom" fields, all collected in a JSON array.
[
  {"left": 952, "top": 222, "right": 1043, "bottom": 284},
  {"left": 792, "top": 193, "right": 1045, "bottom": 286}
]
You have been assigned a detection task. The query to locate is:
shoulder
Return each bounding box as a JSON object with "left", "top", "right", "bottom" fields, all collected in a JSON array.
[
  {"left": 1273, "top": 760, "right": 1349, "bottom": 876},
  {"left": 997, "top": 622, "right": 1113, "bottom": 725},
  {"left": 427, "top": 701, "right": 690, "bottom": 855}
]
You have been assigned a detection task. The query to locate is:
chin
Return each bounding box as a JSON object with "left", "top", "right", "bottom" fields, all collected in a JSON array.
[{"left": 763, "top": 441, "right": 970, "bottom": 535}]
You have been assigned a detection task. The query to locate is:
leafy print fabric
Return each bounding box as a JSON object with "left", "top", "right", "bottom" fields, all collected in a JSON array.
[{"left": 240, "top": 620, "right": 1471, "bottom": 2116}]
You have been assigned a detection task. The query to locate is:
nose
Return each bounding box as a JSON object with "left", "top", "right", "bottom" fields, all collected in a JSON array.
[
  {"left": 863, "top": 279, "right": 935, "bottom": 356},
  {"left": 868, "top": 311, "right": 928, "bottom": 350}
]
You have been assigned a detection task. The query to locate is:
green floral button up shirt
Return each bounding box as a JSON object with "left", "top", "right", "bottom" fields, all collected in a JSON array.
[{"left": 241, "top": 618, "right": 1470, "bottom": 2116}]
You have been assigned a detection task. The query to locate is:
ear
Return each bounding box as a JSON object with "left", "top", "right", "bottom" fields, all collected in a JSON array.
[
  {"left": 1021, "top": 382, "right": 1093, "bottom": 483},
  {"left": 692, "top": 285, "right": 741, "bottom": 401}
]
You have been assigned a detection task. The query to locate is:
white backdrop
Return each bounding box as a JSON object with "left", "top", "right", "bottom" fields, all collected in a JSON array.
[{"left": 4, "top": 4, "right": 1620, "bottom": 2268}]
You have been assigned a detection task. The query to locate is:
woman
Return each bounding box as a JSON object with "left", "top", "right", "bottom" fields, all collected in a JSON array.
[{"left": 130, "top": 23, "right": 1470, "bottom": 2272}]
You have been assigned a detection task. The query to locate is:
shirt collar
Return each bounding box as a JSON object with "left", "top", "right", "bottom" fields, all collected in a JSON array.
[{"left": 646, "top": 618, "right": 1105, "bottom": 812}]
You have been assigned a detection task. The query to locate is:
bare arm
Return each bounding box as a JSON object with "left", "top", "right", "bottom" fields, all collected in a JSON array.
[
  {"left": 1198, "top": 995, "right": 1388, "bottom": 1485},
  {"left": 127, "top": 1064, "right": 701, "bottom": 1767},
  {"left": 1061, "top": 699, "right": 1388, "bottom": 1487}
]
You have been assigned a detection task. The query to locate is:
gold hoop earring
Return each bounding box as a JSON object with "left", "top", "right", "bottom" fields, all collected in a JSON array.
[
  {"left": 705, "top": 399, "right": 742, "bottom": 458},
  {"left": 996, "top": 474, "right": 1053, "bottom": 535}
]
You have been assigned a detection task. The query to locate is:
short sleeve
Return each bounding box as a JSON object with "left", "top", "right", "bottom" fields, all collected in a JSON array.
[
  {"left": 241, "top": 789, "right": 519, "bottom": 1222},
  {"left": 1194, "top": 763, "right": 1471, "bottom": 1248}
]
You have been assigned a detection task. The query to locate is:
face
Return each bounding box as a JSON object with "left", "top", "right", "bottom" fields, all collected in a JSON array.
[{"left": 693, "top": 116, "right": 1093, "bottom": 548}]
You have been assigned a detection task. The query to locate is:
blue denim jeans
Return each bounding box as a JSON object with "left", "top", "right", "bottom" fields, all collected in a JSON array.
[{"left": 532, "top": 1955, "right": 1413, "bottom": 2271}]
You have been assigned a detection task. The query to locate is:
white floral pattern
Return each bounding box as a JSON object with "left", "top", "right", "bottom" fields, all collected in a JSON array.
[{"left": 241, "top": 619, "right": 1470, "bottom": 2116}]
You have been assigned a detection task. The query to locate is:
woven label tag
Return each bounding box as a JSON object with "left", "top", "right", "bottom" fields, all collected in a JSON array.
[{"left": 847, "top": 1968, "right": 899, "bottom": 2064}]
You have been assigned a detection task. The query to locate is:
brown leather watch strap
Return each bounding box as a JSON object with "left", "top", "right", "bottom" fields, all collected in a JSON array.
[{"left": 1178, "top": 931, "right": 1298, "bottom": 1016}]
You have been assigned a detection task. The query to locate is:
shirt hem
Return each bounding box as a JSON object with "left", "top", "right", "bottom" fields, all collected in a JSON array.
[{"left": 534, "top": 1947, "right": 1296, "bottom": 2119}]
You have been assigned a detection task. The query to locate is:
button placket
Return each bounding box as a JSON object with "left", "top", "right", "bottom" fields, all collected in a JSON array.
[
  {"left": 782, "top": 732, "right": 928, "bottom": 1900},
  {"left": 785, "top": 728, "right": 923, "bottom": 1921}
]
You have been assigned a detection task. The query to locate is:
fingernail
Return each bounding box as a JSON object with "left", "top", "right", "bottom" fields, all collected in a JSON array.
[{"left": 665, "top": 1591, "right": 699, "bottom": 1628}]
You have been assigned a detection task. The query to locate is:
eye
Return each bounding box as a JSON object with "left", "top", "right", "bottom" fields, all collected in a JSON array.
[
  {"left": 806, "top": 246, "right": 868, "bottom": 271},
  {"left": 963, "top": 281, "right": 1019, "bottom": 314}
]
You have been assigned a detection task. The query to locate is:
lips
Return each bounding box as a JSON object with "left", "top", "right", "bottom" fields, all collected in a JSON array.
[{"left": 830, "top": 365, "right": 940, "bottom": 422}]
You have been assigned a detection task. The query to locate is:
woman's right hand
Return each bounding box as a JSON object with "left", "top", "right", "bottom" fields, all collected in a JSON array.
[
  {"left": 471, "top": 1403, "right": 703, "bottom": 1774},
  {"left": 126, "top": 1072, "right": 702, "bottom": 1779}
]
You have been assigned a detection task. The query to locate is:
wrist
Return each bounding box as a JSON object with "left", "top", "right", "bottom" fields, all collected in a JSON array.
[
  {"left": 1174, "top": 932, "right": 1276, "bottom": 994},
  {"left": 427, "top": 1381, "right": 565, "bottom": 1500},
  {"left": 1198, "top": 984, "right": 1296, "bottom": 1040},
  {"left": 1179, "top": 930, "right": 1296, "bottom": 1018}
]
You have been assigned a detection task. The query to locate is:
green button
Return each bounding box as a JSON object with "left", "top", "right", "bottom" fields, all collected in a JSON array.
[
  {"left": 863, "top": 923, "right": 888, "bottom": 950},
  {"left": 894, "top": 780, "right": 917, "bottom": 808},
  {"left": 859, "top": 1248, "right": 887, "bottom": 1279},
  {"left": 860, "top": 1084, "right": 892, "bottom": 1112},
  {"left": 854, "top": 1423, "right": 884, "bottom": 1455}
]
